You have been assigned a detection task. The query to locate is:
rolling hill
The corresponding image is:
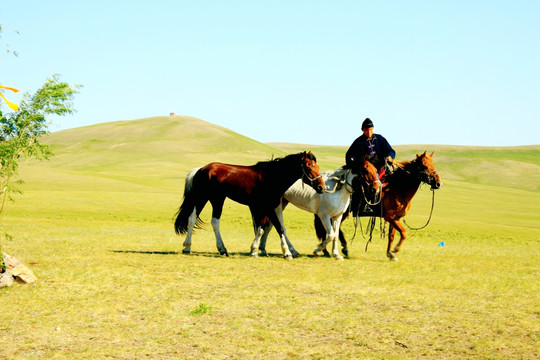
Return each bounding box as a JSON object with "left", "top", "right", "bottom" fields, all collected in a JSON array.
[
  {"left": 19, "top": 115, "right": 289, "bottom": 192},
  {"left": 22, "top": 115, "right": 540, "bottom": 192}
]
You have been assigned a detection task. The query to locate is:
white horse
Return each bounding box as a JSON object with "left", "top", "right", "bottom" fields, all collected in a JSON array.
[{"left": 252, "top": 160, "right": 380, "bottom": 260}]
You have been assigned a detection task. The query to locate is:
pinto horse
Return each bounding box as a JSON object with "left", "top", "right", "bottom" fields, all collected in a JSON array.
[
  {"left": 255, "top": 157, "right": 380, "bottom": 260},
  {"left": 174, "top": 152, "right": 325, "bottom": 259},
  {"left": 314, "top": 151, "right": 442, "bottom": 261}
]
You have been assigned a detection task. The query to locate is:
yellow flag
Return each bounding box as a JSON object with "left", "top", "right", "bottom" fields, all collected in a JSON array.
[{"left": 0, "top": 85, "right": 20, "bottom": 111}]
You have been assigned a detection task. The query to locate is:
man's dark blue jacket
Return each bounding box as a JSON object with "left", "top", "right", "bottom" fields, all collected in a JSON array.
[{"left": 345, "top": 133, "right": 396, "bottom": 171}]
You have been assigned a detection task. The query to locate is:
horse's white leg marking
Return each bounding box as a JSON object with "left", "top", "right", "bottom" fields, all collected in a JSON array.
[
  {"left": 274, "top": 205, "right": 298, "bottom": 258},
  {"left": 250, "top": 226, "right": 265, "bottom": 257},
  {"left": 280, "top": 233, "right": 293, "bottom": 260},
  {"left": 284, "top": 232, "right": 299, "bottom": 258},
  {"left": 211, "top": 217, "right": 228, "bottom": 256},
  {"left": 314, "top": 215, "right": 333, "bottom": 257},
  {"left": 330, "top": 218, "right": 344, "bottom": 261},
  {"left": 258, "top": 222, "right": 272, "bottom": 257},
  {"left": 183, "top": 208, "right": 197, "bottom": 254},
  {"left": 273, "top": 205, "right": 294, "bottom": 260}
]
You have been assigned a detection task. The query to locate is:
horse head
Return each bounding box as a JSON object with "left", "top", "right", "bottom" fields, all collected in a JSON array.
[
  {"left": 413, "top": 151, "right": 442, "bottom": 190},
  {"left": 352, "top": 155, "right": 381, "bottom": 200},
  {"left": 300, "top": 151, "right": 325, "bottom": 194}
]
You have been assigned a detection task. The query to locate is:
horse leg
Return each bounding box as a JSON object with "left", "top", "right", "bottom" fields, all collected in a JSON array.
[
  {"left": 329, "top": 218, "right": 344, "bottom": 261},
  {"left": 314, "top": 215, "right": 339, "bottom": 259},
  {"left": 211, "top": 218, "right": 228, "bottom": 256},
  {"left": 386, "top": 220, "right": 406, "bottom": 261},
  {"left": 210, "top": 197, "right": 228, "bottom": 256},
  {"left": 274, "top": 204, "right": 300, "bottom": 258},
  {"left": 339, "top": 228, "right": 348, "bottom": 258},
  {"left": 268, "top": 206, "right": 294, "bottom": 260},
  {"left": 284, "top": 231, "right": 300, "bottom": 258},
  {"left": 250, "top": 223, "right": 266, "bottom": 257},
  {"left": 314, "top": 215, "right": 330, "bottom": 257},
  {"left": 256, "top": 220, "right": 273, "bottom": 257},
  {"left": 386, "top": 224, "right": 397, "bottom": 261},
  {"left": 273, "top": 202, "right": 299, "bottom": 258},
  {"left": 183, "top": 208, "right": 197, "bottom": 254},
  {"left": 390, "top": 219, "right": 407, "bottom": 258}
]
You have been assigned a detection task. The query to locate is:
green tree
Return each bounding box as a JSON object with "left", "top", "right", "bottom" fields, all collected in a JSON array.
[{"left": 0, "top": 75, "right": 80, "bottom": 271}]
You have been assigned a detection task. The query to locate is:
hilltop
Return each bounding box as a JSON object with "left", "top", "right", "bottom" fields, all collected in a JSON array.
[{"left": 42, "top": 115, "right": 285, "bottom": 172}]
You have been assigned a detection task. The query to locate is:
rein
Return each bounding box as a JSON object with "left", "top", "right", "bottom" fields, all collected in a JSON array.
[
  {"left": 403, "top": 188, "right": 436, "bottom": 230},
  {"left": 360, "top": 178, "right": 382, "bottom": 206},
  {"left": 324, "top": 169, "right": 354, "bottom": 194},
  {"left": 351, "top": 211, "right": 382, "bottom": 252},
  {"left": 401, "top": 163, "right": 438, "bottom": 230}
]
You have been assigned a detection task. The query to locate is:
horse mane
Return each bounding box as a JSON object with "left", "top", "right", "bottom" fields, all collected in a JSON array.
[
  {"left": 393, "top": 160, "right": 411, "bottom": 170},
  {"left": 254, "top": 152, "right": 314, "bottom": 170},
  {"left": 384, "top": 160, "right": 415, "bottom": 187}
]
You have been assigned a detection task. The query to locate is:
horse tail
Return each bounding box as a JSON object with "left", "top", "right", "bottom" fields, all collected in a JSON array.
[{"left": 174, "top": 167, "right": 205, "bottom": 235}]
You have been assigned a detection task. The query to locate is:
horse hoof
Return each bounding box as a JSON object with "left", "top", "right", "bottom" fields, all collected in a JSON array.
[
  {"left": 260, "top": 251, "right": 268, "bottom": 257},
  {"left": 387, "top": 253, "right": 399, "bottom": 262},
  {"left": 284, "top": 254, "right": 294, "bottom": 261},
  {"left": 182, "top": 249, "right": 190, "bottom": 255},
  {"left": 333, "top": 253, "right": 344, "bottom": 261},
  {"left": 251, "top": 252, "right": 259, "bottom": 258},
  {"left": 292, "top": 251, "right": 300, "bottom": 258},
  {"left": 220, "top": 251, "right": 229, "bottom": 257},
  {"left": 313, "top": 250, "right": 320, "bottom": 258},
  {"left": 342, "top": 249, "right": 349, "bottom": 258}
]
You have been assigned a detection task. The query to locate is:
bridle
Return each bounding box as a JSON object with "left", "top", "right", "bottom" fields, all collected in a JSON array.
[
  {"left": 409, "top": 160, "right": 440, "bottom": 189},
  {"left": 359, "top": 170, "right": 382, "bottom": 206},
  {"left": 301, "top": 161, "right": 323, "bottom": 188},
  {"left": 418, "top": 169, "right": 439, "bottom": 188}
]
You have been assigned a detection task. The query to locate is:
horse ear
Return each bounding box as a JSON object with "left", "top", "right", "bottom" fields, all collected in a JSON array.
[{"left": 430, "top": 151, "right": 434, "bottom": 157}]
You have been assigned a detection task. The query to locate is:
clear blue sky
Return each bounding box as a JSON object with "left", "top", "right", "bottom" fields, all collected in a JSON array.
[{"left": 1, "top": 1, "right": 539, "bottom": 146}]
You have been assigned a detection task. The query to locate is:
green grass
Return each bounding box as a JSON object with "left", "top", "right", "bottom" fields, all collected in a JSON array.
[{"left": 0, "top": 116, "right": 539, "bottom": 359}]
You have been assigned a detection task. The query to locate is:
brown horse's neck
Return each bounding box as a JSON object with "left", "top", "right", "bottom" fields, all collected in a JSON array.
[
  {"left": 385, "top": 161, "right": 422, "bottom": 201},
  {"left": 262, "top": 153, "right": 305, "bottom": 194}
]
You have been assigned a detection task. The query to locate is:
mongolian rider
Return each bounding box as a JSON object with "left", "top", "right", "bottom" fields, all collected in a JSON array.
[{"left": 346, "top": 118, "right": 397, "bottom": 214}]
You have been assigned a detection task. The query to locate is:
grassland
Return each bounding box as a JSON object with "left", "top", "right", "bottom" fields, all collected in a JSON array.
[{"left": 1, "top": 116, "right": 539, "bottom": 359}]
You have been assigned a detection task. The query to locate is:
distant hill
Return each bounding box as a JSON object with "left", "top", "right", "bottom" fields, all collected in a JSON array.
[
  {"left": 20, "top": 115, "right": 540, "bottom": 193},
  {"left": 42, "top": 115, "right": 286, "bottom": 172}
]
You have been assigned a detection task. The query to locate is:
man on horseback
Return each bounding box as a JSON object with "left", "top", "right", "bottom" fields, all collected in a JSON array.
[{"left": 346, "top": 118, "right": 397, "bottom": 214}]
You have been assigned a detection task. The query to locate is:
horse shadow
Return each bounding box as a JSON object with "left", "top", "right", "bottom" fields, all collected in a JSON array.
[
  {"left": 111, "top": 249, "right": 312, "bottom": 259},
  {"left": 111, "top": 250, "right": 179, "bottom": 255}
]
